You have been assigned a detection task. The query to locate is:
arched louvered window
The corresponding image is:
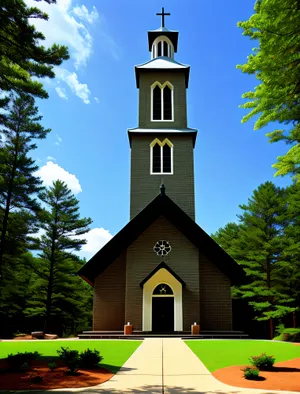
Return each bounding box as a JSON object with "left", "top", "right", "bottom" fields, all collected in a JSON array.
[
  {"left": 151, "top": 82, "right": 173, "bottom": 121},
  {"left": 152, "top": 37, "right": 173, "bottom": 59},
  {"left": 150, "top": 138, "right": 173, "bottom": 174}
]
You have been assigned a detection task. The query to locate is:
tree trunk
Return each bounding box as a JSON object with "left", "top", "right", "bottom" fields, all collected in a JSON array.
[
  {"left": 293, "top": 311, "right": 297, "bottom": 328},
  {"left": 43, "top": 205, "right": 58, "bottom": 333},
  {"left": 269, "top": 318, "right": 273, "bottom": 339},
  {"left": 0, "top": 136, "right": 20, "bottom": 279}
]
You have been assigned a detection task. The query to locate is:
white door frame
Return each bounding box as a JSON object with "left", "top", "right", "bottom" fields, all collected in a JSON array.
[{"left": 142, "top": 268, "right": 183, "bottom": 331}]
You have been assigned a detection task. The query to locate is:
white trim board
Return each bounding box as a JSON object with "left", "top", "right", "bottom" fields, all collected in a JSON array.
[{"left": 142, "top": 267, "right": 183, "bottom": 331}]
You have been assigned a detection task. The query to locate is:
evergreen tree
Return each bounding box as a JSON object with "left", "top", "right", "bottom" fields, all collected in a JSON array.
[
  {"left": 237, "top": 0, "right": 300, "bottom": 180},
  {"left": 0, "top": 93, "right": 50, "bottom": 277},
  {"left": 30, "top": 180, "right": 92, "bottom": 333},
  {"left": 277, "top": 182, "right": 300, "bottom": 327},
  {"left": 0, "top": 0, "right": 69, "bottom": 106},
  {"left": 213, "top": 182, "right": 296, "bottom": 337}
]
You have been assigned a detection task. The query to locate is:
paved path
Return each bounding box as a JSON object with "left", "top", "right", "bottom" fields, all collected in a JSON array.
[{"left": 7, "top": 338, "right": 298, "bottom": 394}]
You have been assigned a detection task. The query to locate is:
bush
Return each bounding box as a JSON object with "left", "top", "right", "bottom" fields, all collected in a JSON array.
[
  {"left": 282, "top": 328, "right": 300, "bottom": 342},
  {"left": 48, "top": 361, "right": 56, "bottom": 371},
  {"left": 79, "top": 349, "right": 103, "bottom": 368},
  {"left": 249, "top": 353, "right": 275, "bottom": 370},
  {"left": 7, "top": 351, "right": 40, "bottom": 371},
  {"left": 242, "top": 367, "right": 260, "bottom": 380},
  {"left": 57, "top": 347, "right": 79, "bottom": 374}
]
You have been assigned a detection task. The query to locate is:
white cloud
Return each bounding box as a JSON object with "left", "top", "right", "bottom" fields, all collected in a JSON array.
[
  {"left": 55, "top": 67, "right": 91, "bottom": 104},
  {"left": 94, "top": 97, "right": 99, "bottom": 103},
  {"left": 55, "top": 87, "right": 68, "bottom": 100},
  {"left": 73, "top": 5, "right": 99, "bottom": 24},
  {"left": 47, "top": 156, "right": 56, "bottom": 162},
  {"left": 35, "top": 161, "right": 82, "bottom": 194},
  {"left": 25, "top": 0, "right": 98, "bottom": 69},
  {"left": 78, "top": 227, "right": 113, "bottom": 259}
]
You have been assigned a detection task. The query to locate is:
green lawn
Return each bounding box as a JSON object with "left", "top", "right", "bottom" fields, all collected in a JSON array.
[
  {"left": 185, "top": 340, "right": 300, "bottom": 372},
  {"left": 0, "top": 340, "right": 142, "bottom": 373}
]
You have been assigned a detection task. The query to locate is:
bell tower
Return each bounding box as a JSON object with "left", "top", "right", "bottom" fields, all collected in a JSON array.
[{"left": 128, "top": 8, "right": 197, "bottom": 220}]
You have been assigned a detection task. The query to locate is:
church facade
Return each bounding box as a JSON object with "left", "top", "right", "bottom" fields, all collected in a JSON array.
[{"left": 78, "top": 10, "right": 245, "bottom": 333}]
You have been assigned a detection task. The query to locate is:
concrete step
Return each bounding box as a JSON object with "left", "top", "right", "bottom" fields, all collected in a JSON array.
[{"left": 78, "top": 331, "right": 249, "bottom": 340}]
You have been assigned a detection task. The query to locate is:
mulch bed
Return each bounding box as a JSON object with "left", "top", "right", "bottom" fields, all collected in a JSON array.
[
  {"left": 213, "top": 357, "right": 300, "bottom": 392},
  {"left": 0, "top": 359, "right": 114, "bottom": 390}
]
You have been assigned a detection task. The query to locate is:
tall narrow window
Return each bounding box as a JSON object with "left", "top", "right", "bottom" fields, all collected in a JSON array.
[
  {"left": 153, "top": 86, "right": 162, "bottom": 120},
  {"left": 151, "top": 82, "right": 173, "bottom": 121},
  {"left": 150, "top": 139, "right": 173, "bottom": 175},
  {"left": 163, "top": 41, "right": 168, "bottom": 57},
  {"left": 163, "top": 86, "right": 172, "bottom": 120},
  {"left": 152, "top": 143, "right": 161, "bottom": 173},
  {"left": 157, "top": 41, "right": 162, "bottom": 57},
  {"left": 163, "top": 144, "right": 171, "bottom": 173}
]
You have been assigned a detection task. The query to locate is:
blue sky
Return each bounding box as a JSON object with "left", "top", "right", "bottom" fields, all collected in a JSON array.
[{"left": 28, "top": 0, "right": 291, "bottom": 258}]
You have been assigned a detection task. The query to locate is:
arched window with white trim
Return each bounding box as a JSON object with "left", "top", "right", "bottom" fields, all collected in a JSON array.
[
  {"left": 151, "top": 81, "right": 174, "bottom": 122},
  {"left": 150, "top": 138, "right": 173, "bottom": 175},
  {"left": 152, "top": 36, "right": 174, "bottom": 59}
]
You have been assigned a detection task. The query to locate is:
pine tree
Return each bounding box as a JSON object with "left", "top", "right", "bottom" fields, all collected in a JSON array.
[
  {"left": 213, "top": 182, "right": 296, "bottom": 338},
  {"left": 277, "top": 182, "right": 300, "bottom": 327},
  {"left": 0, "top": 0, "right": 69, "bottom": 106},
  {"left": 0, "top": 93, "right": 50, "bottom": 278},
  {"left": 30, "top": 180, "right": 92, "bottom": 333},
  {"left": 237, "top": 0, "right": 300, "bottom": 180}
]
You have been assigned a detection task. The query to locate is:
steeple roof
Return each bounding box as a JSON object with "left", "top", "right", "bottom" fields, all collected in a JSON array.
[
  {"left": 135, "top": 57, "right": 190, "bottom": 88},
  {"left": 78, "top": 193, "right": 246, "bottom": 286},
  {"left": 148, "top": 27, "right": 179, "bottom": 52}
]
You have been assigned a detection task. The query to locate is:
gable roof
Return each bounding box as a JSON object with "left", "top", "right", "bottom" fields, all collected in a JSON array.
[
  {"left": 140, "top": 262, "right": 186, "bottom": 288},
  {"left": 78, "top": 192, "right": 246, "bottom": 286}
]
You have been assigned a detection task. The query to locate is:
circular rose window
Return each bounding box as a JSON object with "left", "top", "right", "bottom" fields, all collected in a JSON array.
[{"left": 153, "top": 240, "right": 171, "bottom": 256}]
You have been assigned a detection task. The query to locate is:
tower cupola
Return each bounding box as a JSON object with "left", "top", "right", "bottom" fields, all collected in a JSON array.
[{"left": 148, "top": 7, "right": 179, "bottom": 60}]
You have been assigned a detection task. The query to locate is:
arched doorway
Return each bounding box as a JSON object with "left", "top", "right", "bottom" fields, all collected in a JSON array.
[{"left": 152, "top": 283, "right": 174, "bottom": 332}]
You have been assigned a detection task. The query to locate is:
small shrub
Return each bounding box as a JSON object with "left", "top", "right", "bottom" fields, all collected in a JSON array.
[
  {"left": 242, "top": 367, "right": 260, "bottom": 380},
  {"left": 281, "top": 328, "right": 300, "bottom": 342},
  {"left": 57, "top": 347, "right": 79, "bottom": 374},
  {"left": 48, "top": 361, "right": 56, "bottom": 371},
  {"left": 7, "top": 351, "right": 40, "bottom": 371},
  {"left": 79, "top": 349, "right": 103, "bottom": 368},
  {"left": 249, "top": 353, "right": 275, "bottom": 370}
]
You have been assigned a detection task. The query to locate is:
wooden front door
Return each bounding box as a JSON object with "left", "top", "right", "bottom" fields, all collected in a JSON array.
[{"left": 152, "top": 297, "right": 174, "bottom": 332}]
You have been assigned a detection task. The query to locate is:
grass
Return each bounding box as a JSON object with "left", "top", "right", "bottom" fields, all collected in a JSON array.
[
  {"left": 0, "top": 340, "right": 142, "bottom": 374},
  {"left": 185, "top": 340, "right": 300, "bottom": 373}
]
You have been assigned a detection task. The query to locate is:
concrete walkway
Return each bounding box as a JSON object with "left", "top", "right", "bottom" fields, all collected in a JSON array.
[{"left": 8, "top": 338, "right": 299, "bottom": 394}]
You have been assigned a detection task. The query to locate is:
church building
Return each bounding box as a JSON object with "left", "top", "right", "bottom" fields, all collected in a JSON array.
[{"left": 78, "top": 9, "right": 245, "bottom": 333}]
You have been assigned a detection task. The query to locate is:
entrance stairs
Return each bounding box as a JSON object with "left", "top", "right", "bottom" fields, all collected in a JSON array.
[{"left": 78, "top": 330, "right": 248, "bottom": 339}]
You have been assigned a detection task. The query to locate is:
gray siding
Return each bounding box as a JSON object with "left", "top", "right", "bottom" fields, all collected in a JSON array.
[
  {"left": 125, "top": 215, "right": 200, "bottom": 331},
  {"left": 199, "top": 252, "right": 232, "bottom": 330},
  {"left": 93, "top": 254, "right": 126, "bottom": 330},
  {"left": 130, "top": 134, "right": 195, "bottom": 220},
  {"left": 138, "top": 71, "right": 187, "bottom": 129}
]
